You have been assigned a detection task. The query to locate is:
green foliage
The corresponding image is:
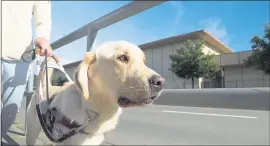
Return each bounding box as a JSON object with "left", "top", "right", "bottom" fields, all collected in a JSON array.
[
  {"left": 52, "top": 76, "right": 68, "bottom": 86},
  {"left": 169, "top": 39, "right": 221, "bottom": 88},
  {"left": 244, "top": 23, "right": 270, "bottom": 75}
]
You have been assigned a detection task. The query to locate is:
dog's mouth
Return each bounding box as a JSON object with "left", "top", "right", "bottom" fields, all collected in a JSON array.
[{"left": 118, "top": 96, "right": 158, "bottom": 108}]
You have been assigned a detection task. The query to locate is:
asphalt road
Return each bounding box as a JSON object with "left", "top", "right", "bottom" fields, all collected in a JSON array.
[
  {"left": 155, "top": 88, "right": 270, "bottom": 111},
  {"left": 105, "top": 105, "right": 270, "bottom": 145},
  {"left": 2, "top": 97, "right": 269, "bottom": 145}
]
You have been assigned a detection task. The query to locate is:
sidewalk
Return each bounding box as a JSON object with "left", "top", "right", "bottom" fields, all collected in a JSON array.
[
  {"left": 1, "top": 96, "right": 113, "bottom": 145},
  {"left": 1, "top": 96, "right": 52, "bottom": 145}
]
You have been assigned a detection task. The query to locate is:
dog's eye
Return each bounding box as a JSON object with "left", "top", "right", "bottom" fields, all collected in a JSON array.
[{"left": 117, "top": 54, "right": 129, "bottom": 63}]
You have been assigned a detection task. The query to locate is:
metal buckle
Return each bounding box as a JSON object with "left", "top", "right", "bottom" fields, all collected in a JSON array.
[
  {"left": 74, "top": 128, "right": 80, "bottom": 134},
  {"left": 54, "top": 127, "right": 63, "bottom": 138}
]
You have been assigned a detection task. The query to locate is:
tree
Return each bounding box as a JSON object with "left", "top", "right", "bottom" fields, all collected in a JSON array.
[
  {"left": 52, "top": 76, "right": 68, "bottom": 86},
  {"left": 244, "top": 23, "right": 270, "bottom": 75},
  {"left": 169, "top": 39, "right": 221, "bottom": 88}
]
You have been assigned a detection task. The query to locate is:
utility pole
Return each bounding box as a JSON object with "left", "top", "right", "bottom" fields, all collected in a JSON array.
[{"left": 221, "top": 68, "right": 225, "bottom": 88}]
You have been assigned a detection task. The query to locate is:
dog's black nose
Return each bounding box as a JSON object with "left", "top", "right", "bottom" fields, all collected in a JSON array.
[{"left": 149, "top": 75, "right": 165, "bottom": 90}]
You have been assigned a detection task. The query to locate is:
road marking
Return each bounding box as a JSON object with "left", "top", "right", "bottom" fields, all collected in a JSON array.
[{"left": 162, "top": 110, "right": 258, "bottom": 119}]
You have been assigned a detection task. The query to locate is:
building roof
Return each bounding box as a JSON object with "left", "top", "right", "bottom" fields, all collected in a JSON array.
[
  {"left": 63, "top": 29, "right": 233, "bottom": 68},
  {"left": 139, "top": 29, "right": 233, "bottom": 53}
]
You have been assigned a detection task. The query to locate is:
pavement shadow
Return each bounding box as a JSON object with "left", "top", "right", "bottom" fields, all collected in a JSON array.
[
  {"left": 103, "top": 141, "right": 115, "bottom": 145},
  {"left": 1, "top": 134, "right": 19, "bottom": 146},
  {"left": 1, "top": 104, "right": 19, "bottom": 137},
  {"left": 7, "top": 130, "right": 25, "bottom": 137}
]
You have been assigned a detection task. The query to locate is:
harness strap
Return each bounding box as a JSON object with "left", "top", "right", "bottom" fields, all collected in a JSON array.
[
  {"left": 35, "top": 50, "right": 63, "bottom": 142},
  {"left": 36, "top": 104, "right": 62, "bottom": 142},
  {"left": 37, "top": 106, "right": 89, "bottom": 142},
  {"left": 34, "top": 50, "right": 98, "bottom": 143}
]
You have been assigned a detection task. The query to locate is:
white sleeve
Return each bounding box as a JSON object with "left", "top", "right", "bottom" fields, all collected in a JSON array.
[{"left": 33, "top": 1, "right": 52, "bottom": 42}]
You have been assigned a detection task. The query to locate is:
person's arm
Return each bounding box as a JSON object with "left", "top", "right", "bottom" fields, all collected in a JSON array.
[{"left": 33, "top": 1, "right": 52, "bottom": 56}]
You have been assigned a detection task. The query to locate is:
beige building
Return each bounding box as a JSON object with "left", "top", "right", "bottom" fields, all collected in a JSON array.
[
  {"left": 215, "top": 50, "right": 269, "bottom": 88},
  {"left": 54, "top": 30, "right": 269, "bottom": 88}
]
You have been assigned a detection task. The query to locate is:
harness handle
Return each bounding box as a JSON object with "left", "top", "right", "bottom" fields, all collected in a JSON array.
[{"left": 35, "top": 48, "right": 60, "bottom": 63}]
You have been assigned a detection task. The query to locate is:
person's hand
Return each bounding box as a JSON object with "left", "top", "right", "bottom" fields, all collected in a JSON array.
[{"left": 35, "top": 37, "right": 53, "bottom": 56}]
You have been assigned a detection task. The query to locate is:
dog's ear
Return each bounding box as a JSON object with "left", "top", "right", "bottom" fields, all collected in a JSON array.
[{"left": 74, "top": 51, "right": 96, "bottom": 100}]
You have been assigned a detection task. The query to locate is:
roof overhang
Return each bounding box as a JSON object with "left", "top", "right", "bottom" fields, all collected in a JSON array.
[{"left": 139, "top": 30, "right": 233, "bottom": 53}]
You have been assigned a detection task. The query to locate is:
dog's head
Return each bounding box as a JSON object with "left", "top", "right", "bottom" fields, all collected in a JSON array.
[{"left": 74, "top": 41, "right": 165, "bottom": 108}]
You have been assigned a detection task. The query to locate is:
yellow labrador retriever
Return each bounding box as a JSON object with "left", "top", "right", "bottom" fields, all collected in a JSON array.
[{"left": 26, "top": 41, "right": 165, "bottom": 145}]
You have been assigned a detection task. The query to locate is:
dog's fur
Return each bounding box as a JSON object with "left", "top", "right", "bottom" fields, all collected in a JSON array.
[{"left": 26, "top": 41, "right": 165, "bottom": 145}]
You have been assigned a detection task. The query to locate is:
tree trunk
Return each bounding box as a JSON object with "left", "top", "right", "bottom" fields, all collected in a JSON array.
[{"left": 192, "top": 77, "right": 194, "bottom": 89}]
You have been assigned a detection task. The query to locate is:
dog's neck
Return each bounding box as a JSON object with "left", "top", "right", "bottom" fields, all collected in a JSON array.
[
  {"left": 75, "top": 74, "right": 122, "bottom": 136},
  {"left": 83, "top": 87, "right": 119, "bottom": 121},
  {"left": 79, "top": 87, "right": 122, "bottom": 136}
]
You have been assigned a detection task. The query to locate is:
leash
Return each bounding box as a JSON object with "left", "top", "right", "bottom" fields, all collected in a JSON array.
[
  {"left": 34, "top": 49, "right": 66, "bottom": 142},
  {"left": 33, "top": 48, "right": 98, "bottom": 143},
  {"left": 44, "top": 50, "right": 50, "bottom": 103}
]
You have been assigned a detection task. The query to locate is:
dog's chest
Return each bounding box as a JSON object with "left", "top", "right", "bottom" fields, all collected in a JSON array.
[
  {"left": 70, "top": 107, "right": 123, "bottom": 145},
  {"left": 96, "top": 107, "right": 122, "bottom": 134}
]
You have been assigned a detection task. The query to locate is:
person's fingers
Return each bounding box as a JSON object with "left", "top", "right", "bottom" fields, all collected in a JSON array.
[
  {"left": 45, "top": 49, "right": 50, "bottom": 56},
  {"left": 40, "top": 48, "right": 45, "bottom": 56},
  {"left": 38, "top": 42, "right": 52, "bottom": 56},
  {"left": 47, "top": 48, "right": 52, "bottom": 56},
  {"left": 45, "top": 49, "right": 52, "bottom": 56},
  {"left": 49, "top": 51, "right": 53, "bottom": 57}
]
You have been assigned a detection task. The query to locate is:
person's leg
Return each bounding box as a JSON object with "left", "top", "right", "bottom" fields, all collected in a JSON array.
[{"left": 1, "top": 59, "right": 32, "bottom": 137}]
